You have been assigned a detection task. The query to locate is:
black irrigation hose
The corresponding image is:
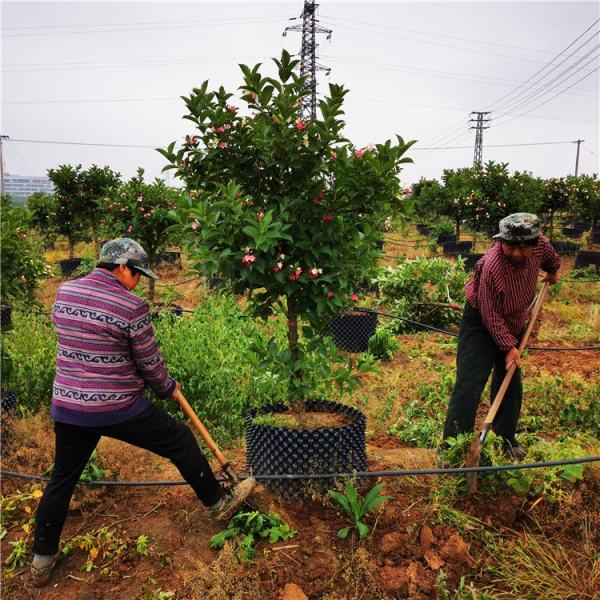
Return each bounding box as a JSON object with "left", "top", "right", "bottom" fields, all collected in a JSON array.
[
  {"left": 25, "top": 307, "right": 600, "bottom": 350},
  {"left": 354, "top": 307, "right": 600, "bottom": 351},
  {"left": 2, "top": 455, "right": 599, "bottom": 487}
]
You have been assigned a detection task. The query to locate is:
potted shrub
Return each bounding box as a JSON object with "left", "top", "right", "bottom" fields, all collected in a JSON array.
[
  {"left": 100, "top": 168, "right": 184, "bottom": 302},
  {"left": 0, "top": 199, "right": 48, "bottom": 316},
  {"left": 26, "top": 192, "right": 59, "bottom": 249},
  {"left": 568, "top": 174, "right": 600, "bottom": 269},
  {"left": 0, "top": 199, "right": 49, "bottom": 417},
  {"left": 162, "top": 51, "right": 414, "bottom": 494}
]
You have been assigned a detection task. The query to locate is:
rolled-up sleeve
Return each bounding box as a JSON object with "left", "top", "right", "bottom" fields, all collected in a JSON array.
[{"left": 128, "top": 303, "right": 176, "bottom": 398}]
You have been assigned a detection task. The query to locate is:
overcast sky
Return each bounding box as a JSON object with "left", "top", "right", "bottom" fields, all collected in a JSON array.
[{"left": 2, "top": 1, "right": 598, "bottom": 187}]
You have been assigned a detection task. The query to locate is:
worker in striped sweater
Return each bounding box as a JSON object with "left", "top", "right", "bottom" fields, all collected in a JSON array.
[
  {"left": 31, "top": 238, "right": 255, "bottom": 587},
  {"left": 442, "top": 213, "right": 560, "bottom": 460}
]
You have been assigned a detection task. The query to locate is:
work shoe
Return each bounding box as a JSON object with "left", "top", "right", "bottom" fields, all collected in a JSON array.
[
  {"left": 31, "top": 552, "right": 59, "bottom": 587},
  {"left": 503, "top": 442, "right": 526, "bottom": 461},
  {"left": 208, "top": 478, "right": 257, "bottom": 522}
]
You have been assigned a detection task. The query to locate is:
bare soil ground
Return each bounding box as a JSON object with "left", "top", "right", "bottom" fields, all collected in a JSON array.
[{"left": 1, "top": 240, "right": 598, "bottom": 599}]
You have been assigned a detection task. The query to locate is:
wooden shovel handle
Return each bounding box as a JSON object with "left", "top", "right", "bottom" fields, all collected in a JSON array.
[
  {"left": 172, "top": 388, "right": 230, "bottom": 469},
  {"left": 481, "top": 282, "right": 549, "bottom": 432}
]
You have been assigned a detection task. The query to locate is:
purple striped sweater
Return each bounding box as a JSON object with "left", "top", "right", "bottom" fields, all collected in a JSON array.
[
  {"left": 51, "top": 269, "right": 175, "bottom": 426},
  {"left": 465, "top": 235, "right": 560, "bottom": 351}
]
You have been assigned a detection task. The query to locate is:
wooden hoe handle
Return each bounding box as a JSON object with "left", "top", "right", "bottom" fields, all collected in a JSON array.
[
  {"left": 173, "top": 388, "right": 230, "bottom": 470},
  {"left": 480, "top": 282, "right": 550, "bottom": 441}
]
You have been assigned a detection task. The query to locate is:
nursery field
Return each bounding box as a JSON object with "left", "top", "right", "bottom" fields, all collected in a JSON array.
[{"left": 1, "top": 235, "right": 600, "bottom": 600}]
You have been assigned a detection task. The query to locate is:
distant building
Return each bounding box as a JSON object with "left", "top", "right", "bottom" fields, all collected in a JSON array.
[{"left": 4, "top": 174, "right": 54, "bottom": 200}]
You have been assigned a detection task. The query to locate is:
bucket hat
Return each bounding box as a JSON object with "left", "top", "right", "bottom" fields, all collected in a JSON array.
[
  {"left": 492, "top": 213, "right": 541, "bottom": 242},
  {"left": 99, "top": 238, "right": 159, "bottom": 280}
]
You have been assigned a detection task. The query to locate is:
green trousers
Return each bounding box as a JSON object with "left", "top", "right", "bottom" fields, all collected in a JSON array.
[{"left": 442, "top": 302, "right": 522, "bottom": 445}]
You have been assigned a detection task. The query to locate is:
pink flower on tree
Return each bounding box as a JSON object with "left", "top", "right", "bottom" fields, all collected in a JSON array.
[
  {"left": 330, "top": 151, "right": 337, "bottom": 160},
  {"left": 351, "top": 293, "right": 359, "bottom": 302},
  {"left": 354, "top": 149, "right": 365, "bottom": 159},
  {"left": 241, "top": 254, "right": 256, "bottom": 266},
  {"left": 326, "top": 290, "right": 334, "bottom": 299},
  {"left": 295, "top": 119, "right": 306, "bottom": 131},
  {"left": 322, "top": 214, "right": 333, "bottom": 222},
  {"left": 308, "top": 267, "right": 323, "bottom": 279},
  {"left": 255, "top": 211, "right": 265, "bottom": 221},
  {"left": 289, "top": 266, "right": 302, "bottom": 281},
  {"left": 191, "top": 220, "right": 200, "bottom": 230},
  {"left": 226, "top": 104, "right": 237, "bottom": 113},
  {"left": 127, "top": 225, "right": 133, "bottom": 233},
  {"left": 219, "top": 142, "right": 228, "bottom": 149},
  {"left": 273, "top": 262, "right": 283, "bottom": 273}
]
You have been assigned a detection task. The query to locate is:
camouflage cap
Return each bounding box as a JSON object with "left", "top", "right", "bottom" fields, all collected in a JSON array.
[
  {"left": 99, "top": 238, "right": 159, "bottom": 280},
  {"left": 492, "top": 213, "right": 541, "bottom": 242}
]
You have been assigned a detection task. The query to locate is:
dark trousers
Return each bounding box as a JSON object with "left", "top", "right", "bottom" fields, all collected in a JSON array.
[
  {"left": 33, "top": 405, "right": 223, "bottom": 555},
  {"left": 442, "top": 303, "right": 522, "bottom": 445}
]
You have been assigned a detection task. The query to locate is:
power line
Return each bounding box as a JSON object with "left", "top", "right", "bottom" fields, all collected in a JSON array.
[
  {"left": 9, "top": 138, "right": 159, "bottom": 149},
  {"left": 323, "top": 55, "right": 597, "bottom": 98},
  {"left": 317, "top": 20, "right": 553, "bottom": 65},
  {"left": 485, "top": 19, "right": 600, "bottom": 112},
  {"left": 321, "top": 14, "right": 580, "bottom": 57},
  {"left": 2, "top": 55, "right": 267, "bottom": 74},
  {"left": 1, "top": 16, "right": 291, "bottom": 38},
  {"left": 493, "top": 50, "right": 600, "bottom": 123},
  {"left": 2, "top": 15, "right": 292, "bottom": 31},
  {"left": 494, "top": 67, "right": 600, "bottom": 130},
  {"left": 7, "top": 137, "right": 580, "bottom": 152}
]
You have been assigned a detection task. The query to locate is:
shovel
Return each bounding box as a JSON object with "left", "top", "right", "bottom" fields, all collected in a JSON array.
[
  {"left": 173, "top": 388, "right": 241, "bottom": 485},
  {"left": 465, "top": 281, "right": 550, "bottom": 495}
]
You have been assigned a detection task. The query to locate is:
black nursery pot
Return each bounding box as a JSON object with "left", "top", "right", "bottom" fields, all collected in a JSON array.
[
  {"left": 574, "top": 251, "right": 600, "bottom": 270},
  {"left": 59, "top": 258, "right": 82, "bottom": 277},
  {"left": 0, "top": 304, "right": 12, "bottom": 331},
  {"left": 246, "top": 399, "right": 367, "bottom": 498},
  {"left": 156, "top": 251, "right": 182, "bottom": 268},
  {"left": 550, "top": 240, "right": 580, "bottom": 255},
  {"left": 437, "top": 234, "right": 457, "bottom": 245},
  {"left": 462, "top": 253, "right": 484, "bottom": 271},
  {"left": 416, "top": 224, "right": 430, "bottom": 236},
  {"left": 442, "top": 241, "right": 473, "bottom": 256},
  {"left": 561, "top": 227, "right": 583, "bottom": 239},
  {"left": 329, "top": 310, "right": 378, "bottom": 353}
]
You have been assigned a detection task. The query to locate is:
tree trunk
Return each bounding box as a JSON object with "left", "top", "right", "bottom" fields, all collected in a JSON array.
[
  {"left": 455, "top": 215, "right": 461, "bottom": 239},
  {"left": 286, "top": 296, "right": 305, "bottom": 414},
  {"left": 68, "top": 237, "right": 75, "bottom": 259},
  {"left": 147, "top": 255, "right": 156, "bottom": 304},
  {"left": 91, "top": 225, "right": 100, "bottom": 260}
]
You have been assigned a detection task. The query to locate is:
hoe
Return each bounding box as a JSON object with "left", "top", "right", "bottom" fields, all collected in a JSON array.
[{"left": 465, "top": 281, "right": 550, "bottom": 495}]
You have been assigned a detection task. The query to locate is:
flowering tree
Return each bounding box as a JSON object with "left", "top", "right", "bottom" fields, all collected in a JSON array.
[
  {"left": 538, "top": 177, "right": 570, "bottom": 240},
  {"left": 160, "top": 51, "right": 414, "bottom": 410},
  {"left": 0, "top": 200, "right": 48, "bottom": 307},
  {"left": 27, "top": 192, "right": 58, "bottom": 248},
  {"left": 47, "top": 164, "right": 120, "bottom": 258},
  {"left": 567, "top": 173, "right": 600, "bottom": 245},
  {"left": 101, "top": 168, "right": 184, "bottom": 302}
]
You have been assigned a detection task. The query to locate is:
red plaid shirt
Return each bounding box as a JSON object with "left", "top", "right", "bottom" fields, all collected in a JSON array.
[{"left": 465, "top": 236, "right": 560, "bottom": 351}]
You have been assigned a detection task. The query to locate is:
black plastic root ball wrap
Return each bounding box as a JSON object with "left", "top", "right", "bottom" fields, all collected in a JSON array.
[
  {"left": 246, "top": 400, "right": 367, "bottom": 498},
  {"left": 329, "top": 311, "right": 378, "bottom": 353}
]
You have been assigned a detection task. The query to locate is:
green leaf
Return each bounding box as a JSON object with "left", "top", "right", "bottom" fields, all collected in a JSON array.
[
  {"left": 356, "top": 521, "right": 369, "bottom": 538},
  {"left": 337, "top": 527, "right": 351, "bottom": 539}
]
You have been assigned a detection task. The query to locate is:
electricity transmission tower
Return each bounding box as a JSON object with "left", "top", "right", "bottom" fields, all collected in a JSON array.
[
  {"left": 469, "top": 112, "right": 491, "bottom": 166},
  {"left": 283, "top": 0, "right": 332, "bottom": 120}
]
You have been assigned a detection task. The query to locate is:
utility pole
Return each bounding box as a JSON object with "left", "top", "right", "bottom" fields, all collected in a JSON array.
[
  {"left": 283, "top": 0, "right": 332, "bottom": 120},
  {"left": 469, "top": 112, "right": 491, "bottom": 166},
  {"left": 0, "top": 135, "right": 9, "bottom": 196},
  {"left": 574, "top": 139, "right": 584, "bottom": 176}
]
